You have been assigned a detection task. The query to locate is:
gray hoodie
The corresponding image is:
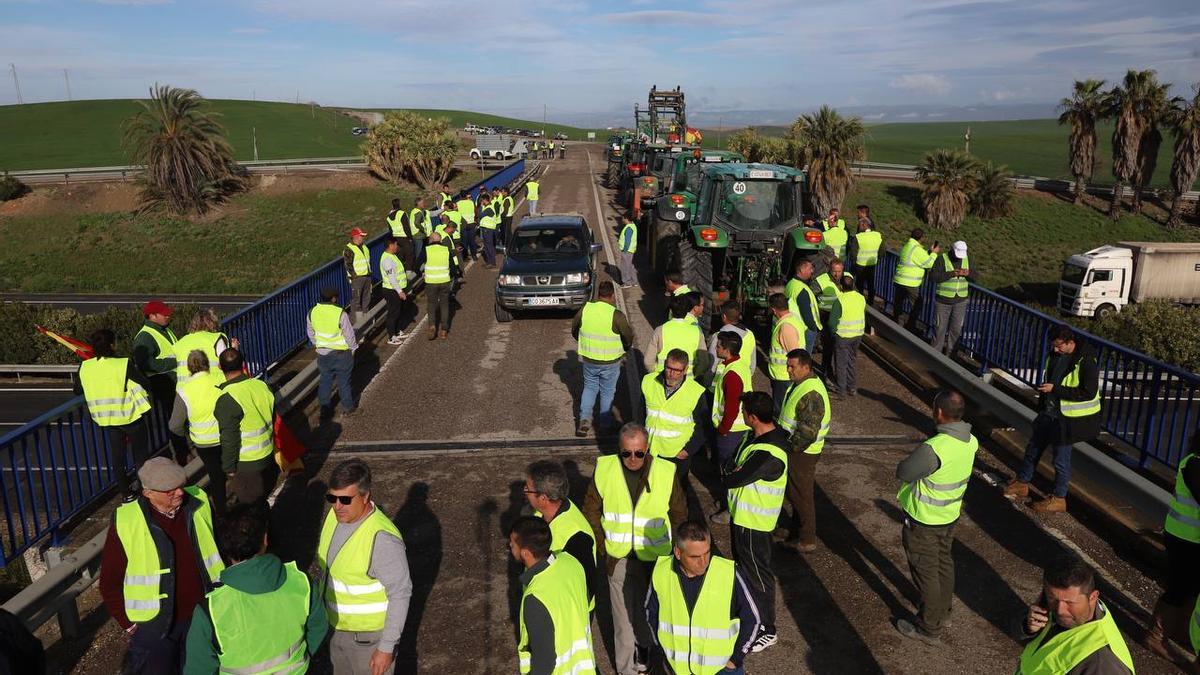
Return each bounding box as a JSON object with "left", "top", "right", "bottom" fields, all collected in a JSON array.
[{"left": 896, "top": 420, "right": 974, "bottom": 484}]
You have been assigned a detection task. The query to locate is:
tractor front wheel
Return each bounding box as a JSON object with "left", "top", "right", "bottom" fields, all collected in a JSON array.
[
  {"left": 679, "top": 236, "right": 715, "bottom": 332},
  {"left": 652, "top": 216, "right": 680, "bottom": 279}
]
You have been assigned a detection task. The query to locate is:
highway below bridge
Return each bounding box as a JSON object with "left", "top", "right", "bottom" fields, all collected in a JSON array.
[{"left": 25, "top": 146, "right": 1183, "bottom": 674}]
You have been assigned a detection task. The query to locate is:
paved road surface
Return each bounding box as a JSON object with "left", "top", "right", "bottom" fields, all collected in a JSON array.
[
  {"left": 52, "top": 147, "right": 1182, "bottom": 674},
  {"left": 0, "top": 383, "right": 76, "bottom": 429}
]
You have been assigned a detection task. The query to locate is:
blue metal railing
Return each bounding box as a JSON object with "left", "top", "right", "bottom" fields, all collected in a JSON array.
[
  {"left": 0, "top": 160, "right": 527, "bottom": 567},
  {"left": 870, "top": 248, "right": 1199, "bottom": 470}
]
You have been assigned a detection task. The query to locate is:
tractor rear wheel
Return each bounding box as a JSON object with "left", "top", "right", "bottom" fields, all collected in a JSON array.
[
  {"left": 652, "top": 216, "right": 680, "bottom": 278},
  {"left": 679, "top": 236, "right": 714, "bottom": 332}
]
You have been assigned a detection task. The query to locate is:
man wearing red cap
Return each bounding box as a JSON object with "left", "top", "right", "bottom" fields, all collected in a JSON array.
[
  {"left": 344, "top": 227, "right": 374, "bottom": 319},
  {"left": 135, "top": 299, "right": 187, "bottom": 462}
]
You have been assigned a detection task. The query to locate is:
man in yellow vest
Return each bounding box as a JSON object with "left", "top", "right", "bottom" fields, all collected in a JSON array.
[
  {"left": 721, "top": 391, "right": 789, "bottom": 653},
  {"left": 318, "top": 459, "right": 413, "bottom": 675},
  {"left": 777, "top": 349, "right": 828, "bottom": 553},
  {"left": 664, "top": 271, "right": 691, "bottom": 298},
  {"left": 170, "top": 309, "right": 234, "bottom": 389},
  {"left": 821, "top": 208, "right": 848, "bottom": 261},
  {"left": 99, "top": 457, "right": 223, "bottom": 673},
  {"left": 134, "top": 299, "right": 186, "bottom": 461},
  {"left": 583, "top": 423, "right": 686, "bottom": 675},
  {"left": 75, "top": 328, "right": 153, "bottom": 495},
  {"left": 455, "top": 193, "right": 479, "bottom": 262},
  {"left": 526, "top": 178, "right": 540, "bottom": 215},
  {"left": 830, "top": 274, "right": 867, "bottom": 397},
  {"left": 524, "top": 460, "right": 598, "bottom": 608},
  {"left": 892, "top": 227, "right": 941, "bottom": 331},
  {"left": 409, "top": 196, "right": 430, "bottom": 266},
  {"left": 1145, "top": 433, "right": 1200, "bottom": 663},
  {"left": 509, "top": 515, "right": 596, "bottom": 675},
  {"left": 307, "top": 287, "right": 359, "bottom": 419},
  {"left": 1016, "top": 555, "right": 1134, "bottom": 674},
  {"left": 894, "top": 390, "right": 977, "bottom": 644},
  {"left": 1004, "top": 325, "right": 1101, "bottom": 512},
  {"left": 424, "top": 232, "right": 461, "bottom": 341},
  {"left": 929, "top": 240, "right": 971, "bottom": 356},
  {"left": 478, "top": 192, "right": 502, "bottom": 268},
  {"left": 344, "top": 227, "right": 374, "bottom": 319},
  {"left": 641, "top": 348, "right": 707, "bottom": 474},
  {"left": 213, "top": 349, "right": 278, "bottom": 506},
  {"left": 646, "top": 521, "right": 762, "bottom": 674},
  {"left": 847, "top": 217, "right": 881, "bottom": 305},
  {"left": 766, "top": 292, "right": 803, "bottom": 413},
  {"left": 644, "top": 293, "right": 708, "bottom": 376},
  {"left": 572, "top": 281, "right": 634, "bottom": 436},
  {"left": 706, "top": 302, "right": 757, "bottom": 383},
  {"left": 813, "top": 258, "right": 847, "bottom": 375},
  {"left": 168, "top": 350, "right": 227, "bottom": 514},
  {"left": 785, "top": 259, "right": 822, "bottom": 353},
  {"left": 499, "top": 186, "right": 516, "bottom": 245},
  {"left": 617, "top": 217, "right": 638, "bottom": 288},
  {"left": 380, "top": 238, "right": 411, "bottom": 345},
  {"left": 385, "top": 197, "right": 415, "bottom": 269},
  {"left": 184, "top": 502, "right": 329, "bottom": 675},
  {"left": 709, "top": 332, "right": 752, "bottom": 521}
]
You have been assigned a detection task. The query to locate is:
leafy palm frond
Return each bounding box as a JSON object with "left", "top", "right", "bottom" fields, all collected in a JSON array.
[
  {"left": 1057, "top": 79, "right": 1106, "bottom": 204},
  {"left": 971, "top": 162, "right": 1016, "bottom": 219},
  {"left": 789, "top": 106, "right": 866, "bottom": 216},
  {"left": 915, "top": 149, "right": 980, "bottom": 231},
  {"left": 1167, "top": 84, "right": 1200, "bottom": 229},
  {"left": 361, "top": 112, "right": 458, "bottom": 190}
]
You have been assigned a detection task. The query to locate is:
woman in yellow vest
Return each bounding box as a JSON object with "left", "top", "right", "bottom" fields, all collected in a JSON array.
[
  {"left": 168, "top": 350, "right": 228, "bottom": 514},
  {"left": 75, "top": 328, "right": 154, "bottom": 495}
]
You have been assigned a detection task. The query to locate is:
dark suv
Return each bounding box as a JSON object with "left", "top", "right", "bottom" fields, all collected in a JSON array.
[{"left": 495, "top": 215, "right": 600, "bottom": 321}]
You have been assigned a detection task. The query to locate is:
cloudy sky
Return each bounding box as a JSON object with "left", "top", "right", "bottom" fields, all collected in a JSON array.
[{"left": 2, "top": 0, "right": 1198, "bottom": 120}]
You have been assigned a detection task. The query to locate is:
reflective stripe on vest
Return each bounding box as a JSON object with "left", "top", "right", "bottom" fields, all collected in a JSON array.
[
  {"left": 346, "top": 243, "right": 370, "bottom": 276},
  {"left": 209, "top": 560, "right": 311, "bottom": 675},
  {"left": 897, "top": 432, "right": 979, "bottom": 526},
  {"left": 517, "top": 554, "right": 596, "bottom": 675},
  {"left": 1165, "top": 454, "right": 1200, "bottom": 543},
  {"left": 172, "top": 331, "right": 224, "bottom": 384},
  {"left": 835, "top": 289, "right": 867, "bottom": 339},
  {"left": 711, "top": 358, "right": 752, "bottom": 432},
  {"left": 80, "top": 357, "right": 151, "bottom": 427},
  {"left": 778, "top": 378, "right": 830, "bottom": 454},
  {"left": 1016, "top": 602, "right": 1135, "bottom": 675},
  {"left": 641, "top": 374, "right": 705, "bottom": 459},
  {"left": 526, "top": 181, "right": 540, "bottom": 201},
  {"left": 479, "top": 206, "right": 500, "bottom": 230},
  {"left": 1054, "top": 357, "right": 1101, "bottom": 418},
  {"left": 619, "top": 223, "right": 638, "bottom": 253},
  {"left": 310, "top": 304, "right": 349, "bottom": 351},
  {"left": 893, "top": 238, "right": 933, "bottom": 287},
  {"left": 768, "top": 314, "right": 804, "bottom": 380},
  {"left": 135, "top": 324, "right": 179, "bottom": 376},
  {"left": 221, "top": 378, "right": 274, "bottom": 463},
  {"left": 652, "top": 556, "right": 740, "bottom": 675},
  {"left": 114, "top": 487, "right": 224, "bottom": 623},
  {"left": 577, "top": 302, "right": 625, "bottom": 362},
  {"left": 672, "top": 285, "right": 692, "bottom": 296},
  {"left": 655, "top": 319, "right": 702, "bottom": 373},
  {"left": 380, "top": 252, "right": 408, "bottom": 291},
  {"left": 729, "top": 440, "right": 789, "bottom": 531},
  {"left": 815, "top": 273, "right": 838, "bottom": 311},
  {"left": 179, "top": 375, "right": 223, "bottom": 446},
  {"left": 936, "top": 253, "right": 970, "bottom": 298},
  {"left": 425, "top": 243, "right": 452, "bottom": 285},
  {"left": 822, "top": 227, "right": 847, "bottom": 260},
  {"left": 543, "top": 502, "right": 598, "bottom": 566},
  {"left": 595, "top": 455, "right": 676, "bottom": 560},
  {"left": 855, "top": 230, "right": 882, "bottom": 266},
  {"left": 317, "top": 506, "right": 403, "bottom": 632}
]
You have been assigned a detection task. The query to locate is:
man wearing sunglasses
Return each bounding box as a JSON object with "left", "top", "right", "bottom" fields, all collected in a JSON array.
[
  {"left": 583, "top": 424, "right": 687, "bottom": 675},
  {"left": 316, "top": 459, "right": 413, "bottom": 675},
  {"left": 641, "top": 348, "right": 706, "bottom": 474}
]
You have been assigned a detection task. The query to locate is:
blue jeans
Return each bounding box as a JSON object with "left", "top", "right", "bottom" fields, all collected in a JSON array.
[
  {"left": 461, "top": 225, "right": 479, "bottom": 259},
  {"left": 317, "top": 350, "right": 355, "bottom": 411},
  {"left": 580, "top": 360, "right": 621, "bottom": 425},
  {"left": 528, "top": 199, "right": 538, "bottom": 215},
  {"left": 412, "top": 237, "right": 426, "bottom": 268},
  {"left": 1016, "top": 414, "right": 1073, "bottom": 497},
  {"left": 719, "top": 667, "right": 745, "bottom": 675},
  {"left": 803, "top": 329, "right": 818, "bottom": 354},
  {"left": 771, "top": 378, "right": 791, "bottom": 416},
  {"left": 481, "top": 228, "right": 497, "bottom": 265}
]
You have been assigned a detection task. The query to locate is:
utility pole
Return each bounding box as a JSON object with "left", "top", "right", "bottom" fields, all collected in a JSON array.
[
  {"left": 9, "top": 63, "right": 23, "bottom": 104},
  {"left": 252, "top": 126, "right": 259, "bottom": 161},
  {"left": 718, "top": 114, "right": 723, "bottom": 149},
  {"left": 63, "top": 69, "right": 72, "bottom": 101},
  {"left": 542, "top": 104, "right": 547, "bottom": 139},
  {"left": 964, "top": 126, "right": 971, "bottom": 155}
]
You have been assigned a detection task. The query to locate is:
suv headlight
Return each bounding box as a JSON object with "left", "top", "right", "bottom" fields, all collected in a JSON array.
[
  {"left": 565, "top": 272, "right": 590, "bottom": 284},
  {"left": 498, "top": 275, "right": 522, "bottom": 286}
]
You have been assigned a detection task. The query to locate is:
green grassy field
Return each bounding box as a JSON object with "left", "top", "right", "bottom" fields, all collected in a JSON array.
[
  {"left": 707, "top": 118, "right": 1182, "bottom": 188},
  {"left": 0, "top": 99, "right": 365, "bottom": 171},
  {"left": 844, "top": 179, "right": 1200, "bottom": 303},
  {"left": 378, "top": 108, "right": 600, "bottom": 142}
]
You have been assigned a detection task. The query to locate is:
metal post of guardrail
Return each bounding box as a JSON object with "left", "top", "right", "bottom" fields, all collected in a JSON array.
[
  {"left": 1141, "top": 369, "right": 1164, "bottom": 469},
  {"left": 43, "top": 546, "right": 82, "bottom": 638}
]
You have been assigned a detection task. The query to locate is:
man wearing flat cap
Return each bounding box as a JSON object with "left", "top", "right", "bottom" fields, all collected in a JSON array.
[
  {"left": 99, "top": 458, "right": 225, "bottom": 674},
  {"left": 135, "top": 299, "right": 188, "bottom": 463}
]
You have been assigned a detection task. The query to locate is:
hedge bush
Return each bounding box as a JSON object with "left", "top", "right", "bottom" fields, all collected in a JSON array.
[
  {"left": 0, "top": 303, "right": 198, "bottom": 365},
  {"left": 0, "top": 172, "right": 29, "bottom": 202},
  {"left": 1088, "top": 301, "right": 1200, "bottom": 373}
]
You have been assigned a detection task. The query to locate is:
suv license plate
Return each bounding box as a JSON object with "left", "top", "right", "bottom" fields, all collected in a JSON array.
[{"left": 528, "top": 297, "right": 561, "bottom": 306}]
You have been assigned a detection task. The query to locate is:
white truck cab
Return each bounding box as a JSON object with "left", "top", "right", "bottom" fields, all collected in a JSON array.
[{"left": 1058, "top": 245, "right": 1132, "bottom": 318}]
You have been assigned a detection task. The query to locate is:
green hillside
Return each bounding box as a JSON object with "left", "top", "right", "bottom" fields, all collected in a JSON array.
[{"left": 371, "top": 108, "right": 601, "bottom": 142}]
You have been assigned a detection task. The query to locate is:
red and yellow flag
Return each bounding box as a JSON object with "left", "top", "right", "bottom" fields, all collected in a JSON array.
[{"left": 35, "top": 325, "right": 94, "bottom": 359}]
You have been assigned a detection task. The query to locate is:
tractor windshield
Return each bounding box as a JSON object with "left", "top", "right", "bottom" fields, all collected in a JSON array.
[{"left": 713, "top": 179, "right": 797, "bottom": 230}]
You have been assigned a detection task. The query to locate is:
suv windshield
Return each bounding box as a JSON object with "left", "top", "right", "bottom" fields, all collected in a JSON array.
[
  {"left": 713, "top": 179, "right": 797, "bottom": 230},
  {"left": 511, "top": 228, "right": 586, "bottom": 257},
  {"left": 1062, "top": 263, "right": 1087, "bottom": 285}
]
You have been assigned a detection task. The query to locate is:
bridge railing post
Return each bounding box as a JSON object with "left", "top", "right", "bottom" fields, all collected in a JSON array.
[{"left": 43, "top": 546, "right": 82, "bottom": 638}]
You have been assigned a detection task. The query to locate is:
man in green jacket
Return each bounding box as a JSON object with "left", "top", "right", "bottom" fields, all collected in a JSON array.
[
  {"left": 135, "top": 299, "right": 187, "bottom": 462},
  {"left": 184, "top": 502, "right": 328, "bottom": 675}
]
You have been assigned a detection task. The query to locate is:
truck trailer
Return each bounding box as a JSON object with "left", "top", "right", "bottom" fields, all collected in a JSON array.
[{"left": 1058, "top": 241, "right": 1200, "bottom": 318}]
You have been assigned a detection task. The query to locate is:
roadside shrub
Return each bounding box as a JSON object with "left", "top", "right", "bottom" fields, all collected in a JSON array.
[
  {"left": 970, "top": 162, "right": 1016, "bottom": 219},
  {"left": 0, "top": 172, "right": 29, "bottom": 202},
  {"left": 1088, "top": 301, "right": 1200, "bottom": 373},
  {"left": 0, "top": 303, "right": 199, "bottom": 365}
]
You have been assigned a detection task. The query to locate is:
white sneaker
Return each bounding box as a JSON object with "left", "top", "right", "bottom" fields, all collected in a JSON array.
[
  {"left": 387, "top": 334, "right": 404, "bottom": 345},
  {"left": 750, "top": 630, "right": 778, "bottom": 653}
]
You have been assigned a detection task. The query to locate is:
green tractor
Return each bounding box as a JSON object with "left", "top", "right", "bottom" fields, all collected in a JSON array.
[
  {"left": 604, "top": 134, "right": 634, "bottom": 187},
  {"left": 651, "top": 162, "right": 825, "bottom": 327}
]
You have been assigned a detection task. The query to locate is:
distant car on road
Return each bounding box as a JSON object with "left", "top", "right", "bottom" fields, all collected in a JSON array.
[
  {"left": 494, "top": 214, "right": 601, "bottom": 321},
  {"left": 351, "top": 127, "right": 369, "bottom": 136},
  {"left": 553, "top": 132, "right": 569, "bottom": 140}
]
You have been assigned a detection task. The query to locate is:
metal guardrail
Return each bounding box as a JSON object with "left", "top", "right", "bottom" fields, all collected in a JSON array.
[
  {"left": 0, "top": 160, "right": 527, "bottom": 568},
  {"left": 869, "top": 249, "right": 1199, "bottom": 469}
]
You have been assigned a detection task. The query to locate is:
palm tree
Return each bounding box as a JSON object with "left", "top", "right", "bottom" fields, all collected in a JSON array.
[
  {"left": 971, "top": 162, "right": 1016, "bottom": 219},
  {"left": 1106, "top": 70, "right": 1159, "bottom": 219},
  {"left": 123, "top": 84, "right": 245, "bottom": 214},
  {"left": 1057, "top": 79, "right": 1106, "bottom": 204},
  {"left": 1130, "top": 80, "right": 1175, "bottom": 213},
  {"left": 789, "top": 105, "right": 866, "bottom": 216},
  {"left": 916, "top": 149, "right": 980, "bottom": 231},
  {"left": 1167, "top": 85, "right": 1200, "bottom": 229}
]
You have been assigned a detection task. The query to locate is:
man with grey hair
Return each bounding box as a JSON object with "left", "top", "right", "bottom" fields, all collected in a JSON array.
[
  {"left": 316, "top": 459, "right": 413, "bottom": 675},
  {"left": 583, "top": 423, "right": 687, "bottom": 675},
  {"left": 524, "top": 460, "right": 597, "bottom": 606}
]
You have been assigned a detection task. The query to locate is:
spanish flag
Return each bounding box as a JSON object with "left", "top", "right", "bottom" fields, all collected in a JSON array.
[
  {"left": 35, "top": 325, "right": 94, "bottom": 359},
  {"left": 685, "top": 127, "right": 704, "bottom": 145}
]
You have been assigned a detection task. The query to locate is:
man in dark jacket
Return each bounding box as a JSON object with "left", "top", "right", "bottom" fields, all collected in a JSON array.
[
  {"left": 928, "top": 240, "right": 972, "bottom": 356},
  {"left": 1004, "top": 325, "right": 1102, "bottom": 512},
  {"left": 184, "top": 503, "right": 328, "bottom": 674}
]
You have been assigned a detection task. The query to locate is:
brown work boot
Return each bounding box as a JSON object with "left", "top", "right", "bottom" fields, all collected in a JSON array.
[
  {"left": 1002, "top": 479, "right": 1030, "bottom": 499},
  {"left": 439, "top": 329, "right": 449, "bottom": 340},
  {"left": 1031, "top": 496, "right": 1067, "bottom": 513},
  {"left": 1144, "top": 600, "right": 1177, "bottom": 662},
  {"left": 428, "top": 327, "right": 439, "bottom": 341}
]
